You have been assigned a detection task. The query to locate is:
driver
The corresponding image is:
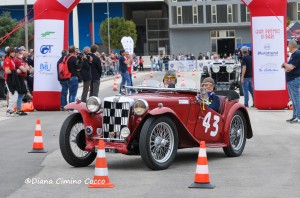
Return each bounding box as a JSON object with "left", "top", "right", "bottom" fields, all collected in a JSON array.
[
  {"left": 162, "top": 70, "right": 177, "bottom": 88},
  {"left": 201, "top": 77, "right": 220, "bottom": 112}
]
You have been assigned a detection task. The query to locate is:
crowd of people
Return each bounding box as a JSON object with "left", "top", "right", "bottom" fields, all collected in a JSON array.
[{"left": 0, "top": 46, "right": 34, "bottom": 117}]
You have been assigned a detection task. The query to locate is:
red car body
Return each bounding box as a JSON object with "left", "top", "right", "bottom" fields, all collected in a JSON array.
[{"left": 60, "top": 86, "right": 253, "bottom": 170}]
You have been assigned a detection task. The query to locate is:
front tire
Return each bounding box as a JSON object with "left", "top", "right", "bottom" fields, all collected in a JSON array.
[
  {"left": 223, "top": 110, "right": 247, "bottom": 157},
  {"left": 59, "top": 113, "right": 96, "bottom": 167},
  {"left": 139, "top": 116, "right": 178, "bottom": 170}
]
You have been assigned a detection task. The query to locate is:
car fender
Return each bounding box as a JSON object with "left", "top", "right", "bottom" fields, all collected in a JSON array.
[
  {"left": 223, "top": 103, "right": 253, "bottom": 145},
  {"left": 146, "top": 107, "right": 199, "bottom": 146},
  {"left": 64, "top": 102, "right": 102, "bottom": 130}
]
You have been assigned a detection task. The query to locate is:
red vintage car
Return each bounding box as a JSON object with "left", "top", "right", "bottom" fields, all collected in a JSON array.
[{"left": 59, "top": 81, "right": 253, "bottom": 170}]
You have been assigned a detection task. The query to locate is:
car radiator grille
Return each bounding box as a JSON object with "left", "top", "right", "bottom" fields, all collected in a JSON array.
[{"left": 102, "top": 101, "right": 130, "bottom": 138}]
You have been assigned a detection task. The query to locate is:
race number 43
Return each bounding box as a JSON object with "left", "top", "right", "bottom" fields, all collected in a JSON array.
[{"left": 202, "top": 112, "right": 220, "bottom": 137}]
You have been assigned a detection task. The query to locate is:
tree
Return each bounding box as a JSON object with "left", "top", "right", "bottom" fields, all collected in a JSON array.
[
  {"left": 0, "top": 11, "right": 34, "bottom": 49},
  {"left": 100, "top": 17, "right": 137, "bottom": 50}
]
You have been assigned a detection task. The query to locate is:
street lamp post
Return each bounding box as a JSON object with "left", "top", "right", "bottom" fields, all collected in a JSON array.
[
  {"left": 92, "top": 0, "right": 95, "bottom": 45},
  {"left": 24, "top": 0, "right": 28, "bottom": 50},
  {"left": 107, "top": 0, "right": 110, "bottom": 53}
]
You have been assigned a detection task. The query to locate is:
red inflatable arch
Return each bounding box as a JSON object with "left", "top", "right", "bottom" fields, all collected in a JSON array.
[
  {"left": 33, "top": 0, "right": 80, "bottom": 110},
  {"left": 242, "top": 0, "right": 289, "bottom": 109}
]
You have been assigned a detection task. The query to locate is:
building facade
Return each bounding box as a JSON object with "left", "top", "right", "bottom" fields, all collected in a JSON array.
[{"left": 168, "top": 0, "right": 300, "bottom": 57}]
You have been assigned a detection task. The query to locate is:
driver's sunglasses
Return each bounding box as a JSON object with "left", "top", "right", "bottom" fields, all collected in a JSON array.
[
  {"left": 164, "top": 76, "right": 176, "bottom": 81},
  {"left": 202, "top": 83, "right": 214, "bottom": 87}
]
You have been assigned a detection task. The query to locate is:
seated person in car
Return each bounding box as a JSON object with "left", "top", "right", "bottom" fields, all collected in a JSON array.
[
  {"left": 163, "top": 70, "right": 177, "bottom": 88},
  {"left": 201, "top": 77, "right": 220, "bottom": 112}
]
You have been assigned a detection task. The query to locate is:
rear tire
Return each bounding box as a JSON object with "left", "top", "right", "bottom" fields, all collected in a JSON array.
[{"left": 223, "top": 110, "right": 247, "bottom": 157}]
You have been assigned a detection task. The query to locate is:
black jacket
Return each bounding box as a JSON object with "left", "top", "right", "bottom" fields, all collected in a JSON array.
[
  {"left": 90, "top": 53, "right": 102, "bottom": 80},
  {"left": 67, "top": 55, "right": 81, "bottom": 78},
  {"left": 6, "top": 70, "right": 27, "bottom": 94},
  {"left": 80, "top": 54, "right": 92, "bottom": 81}
]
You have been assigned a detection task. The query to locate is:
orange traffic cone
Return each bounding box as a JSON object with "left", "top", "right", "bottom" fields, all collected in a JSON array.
[
  {"left": 150, "top": 71, "right": 153, "bottom": 78},
  {"left": 28, "top": 119, "right": 47, "bottom": 153},
  {"left": 181, "top": 76, "right": 186, "bottom": 87},
  {"left": 89, "top": 139, "right": 114, "bottom": 188},
  {"left": 133, "top": 71, "right": 137, "bottom": 78},
  {"left": 189, "top": 141, "right": 215, "bottom": 189},
  {"left": 177, "top": 69, "right": 181, "bottom": 77},
  {"left": 116, "top": 72, "right": 120, "bottom": 79},
  {"left": 142, "top": 77, "right": 147, "bottom": 86},
  {"left": 113, "top": 78, "right": 118, "bottom": 91}
]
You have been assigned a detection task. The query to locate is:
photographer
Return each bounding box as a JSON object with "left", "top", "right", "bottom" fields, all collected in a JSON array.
[{"left": 80, "top": 46, "right": 93, "bottom": 102}]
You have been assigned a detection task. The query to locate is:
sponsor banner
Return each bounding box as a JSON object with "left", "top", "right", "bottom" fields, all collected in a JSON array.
[
  {"left": 252, "top": 16, "right": 285, "bottom": 91},
  {"left": 34, "top": 20, "right": 64, "bottom": 91},
  {"left": 168, "top": 60, "right": 197, "bottom": 71}
]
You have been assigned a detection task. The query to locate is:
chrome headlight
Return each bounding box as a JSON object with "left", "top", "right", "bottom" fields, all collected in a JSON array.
[
  {"left": 226, "top": 65, "right": 234, "bottom": 73},
  {"left": 212, "top": 65, "right": 220, "bottom": 73},
  {"left": 86, "top": 96, "right": 101, "bottom": 113},
  {"left": 120, "top": 127, "right": 130, "bottom": 138},
  {"left": 133, "top": 99, "right": 149, "bottom": 115}
]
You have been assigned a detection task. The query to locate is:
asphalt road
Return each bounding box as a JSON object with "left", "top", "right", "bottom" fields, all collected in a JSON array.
[{"left": 1, "top": 71, "right": 300, "bottom": 198}]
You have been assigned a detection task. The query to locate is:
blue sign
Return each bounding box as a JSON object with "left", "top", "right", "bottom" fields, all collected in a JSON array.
[
  {"left": 40, "top": 62, "right": 51, "bottom": 72},
  {"left": 40, "top": 45, "right": 53, "bottom": 54}
]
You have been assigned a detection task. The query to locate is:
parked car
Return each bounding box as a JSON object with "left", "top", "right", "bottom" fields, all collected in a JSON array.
[
  {"left": 201, "top": 59, "right": 243, "bottom": 96},
  {"left": 59, "top": 80, "right": 253, "bottom": 170}
]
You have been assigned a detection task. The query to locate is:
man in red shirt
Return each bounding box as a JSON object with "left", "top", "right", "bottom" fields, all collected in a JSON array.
[{"left": 13, "top": 48, "right": 30, "bottom": 115}]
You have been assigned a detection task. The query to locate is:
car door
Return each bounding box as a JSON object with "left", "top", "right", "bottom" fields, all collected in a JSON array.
[{"left": 193, "top": 103, "right": 224, "bottom": 143}]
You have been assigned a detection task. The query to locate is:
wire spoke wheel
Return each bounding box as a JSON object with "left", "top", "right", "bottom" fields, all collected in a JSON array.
[
  {"left": 150, "top": 122, "right": 174, "bottom": 163},
  {"left": 139, "top": 116, "right": 178, "bottom": 170}
]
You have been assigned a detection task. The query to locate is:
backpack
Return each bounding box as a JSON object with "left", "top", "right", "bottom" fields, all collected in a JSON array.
[{"left": 58, "top": 55, "right": 73, "bottom": 80}]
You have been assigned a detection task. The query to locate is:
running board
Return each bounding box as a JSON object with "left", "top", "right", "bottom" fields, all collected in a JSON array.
[{"left": 206, "top": 143, "right": 227, "bottom": 148}]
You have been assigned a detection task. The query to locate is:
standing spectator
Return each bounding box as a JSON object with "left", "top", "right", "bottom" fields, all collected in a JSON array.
[
  {"left": 67, "top": 46, "right": 81, "bottom": 103},
  {"left": 127, "top": 54, "right": 133, "bottom": 86},
  {"left": 4, "top": 48, "right": 19, "bottom": 116},
  {"left": 80, "top": 46, "right": 93, "bottom": 103},
  {"left": 150, "top": 55, "right": 155, "bottom": 71},
  {"left": 198, "top": 53, "right": 203, "bottom": 60},
  {"left": 119, "top": 50, "right": 131, "bottom": 94},
  {"left": 162, "top": 54, "right": 170, "bottom": 71},
  {"left": 132, "top": 54, "right": 138, "bottom": 72},
  {"left": 14, "top": 48, "right": 30, "bottom": 115},
  {"left": 90, "top": 44, "right": 102, "bottom": 97},
  {"left": 139, "top": 56, "right": 144, "bottom": 71},
  {"left": 158, "top": 55, "right": 163, "bottom": 71},
  {"left": 23, "top": 50, "right": 34, "bottom": 94},
  {"left": 114, "top": 53, "right": 119, "bottom": 72},
  {"left": 0, "top": 55, "right": 6, "bottom": 100},
  {"left": 240, "top": 46, "right": 254, "bottom": 107},
  {"left": 57, "top": 49, "right": 69, "bottom": 111},
  {"left": 282, "top": 40, "right": 300, "bottom": 123}
]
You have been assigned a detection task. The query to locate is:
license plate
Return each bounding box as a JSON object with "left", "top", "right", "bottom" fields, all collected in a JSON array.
[{"left": 105, "top": 148, "right": 117, "bottom": 153}]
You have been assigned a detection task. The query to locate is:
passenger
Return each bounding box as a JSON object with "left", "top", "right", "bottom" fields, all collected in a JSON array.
[
  {"left": 162, "top": 70, "right": 177, "bottom": 88},
  {"left": 201, "top": 77, "right": 220, "bottom": 112}
]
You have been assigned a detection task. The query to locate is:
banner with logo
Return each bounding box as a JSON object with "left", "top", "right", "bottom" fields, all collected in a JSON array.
[
  {"left": 242, "top": 0, "right": 288, "bottom": 110},
  {"left": 34, "top": 19, "right": 64, "bottom": 92},
  {"left": 168, "top": 60, "right": 197, "bottom": 71},
  {"left": 252, "top": 16, "right": 285, "bottom": 90}
]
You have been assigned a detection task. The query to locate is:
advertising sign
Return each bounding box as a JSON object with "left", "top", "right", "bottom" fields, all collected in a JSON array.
[
  {"left": 252, "top": 16, "right": 285, "bottom": 91},
  {"left": 34, "top": 19, "right": 64, "bottom": 92}
]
